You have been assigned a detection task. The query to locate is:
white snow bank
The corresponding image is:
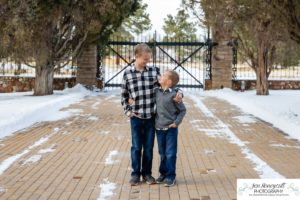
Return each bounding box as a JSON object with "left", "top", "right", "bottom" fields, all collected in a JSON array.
[
  {"left": 0, "top": 84, "right": 95, "bottom": 139},
  {"left": 202, "top": 89, "right": 300, "bottom": 142}
]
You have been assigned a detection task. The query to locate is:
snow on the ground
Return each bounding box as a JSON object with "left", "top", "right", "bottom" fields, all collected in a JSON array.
[
  {"left": 204, "top": 149, "right": 216, "bottom": 155},
  {"left": 270, "top": 143, "right": 300, "bottom": 149},
  {"left": 233, "top": 115, "right": 257, "bottom": 124},
  {"left": 88, "top": 116, "right": 99, "bottom": 121},
  {"left": 201, "top": 89, "right": 300, "bottom": 142},
  {"left": 0, "top": 84, "right": 97, "bottom": 139},
  {"left": 0, "top": 128, "right": 59, "bottom": 175},
  {"left": 0, "top": 186, "right": 6, "bottom": 193},
  {"left": 92, "top": 102, "right": 101, "bottom": 110},
  {"left": 21, "top": 144, "right": 57, "bottom": 166},
  {"left": 22, "top": 155, "right": 43, "bottom": 165},
  {"left": 97, "top": 178, "right": 116, "bottom": 200},
  {"left": 0, "top": 86, "right": 299, "bottom": 180},
  {"left": 105, "top": 150, "right": 119, "bottom": 165},
  {"left": 189, "top": 93, "right": 285, "bottom": 179},
  {"left": 38, "top": 144, "right": 57, "bottom": 154},
  {"left": 97, "top": 131, "right": 110, "bottom": 135}
]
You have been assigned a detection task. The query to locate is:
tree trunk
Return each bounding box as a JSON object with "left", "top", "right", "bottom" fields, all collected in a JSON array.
[
  {"left": 34, "top": 65, "right": 54, "bottom": 96},
  {"left": 256, "top": 40, "right": 269, "bottom": 95}
]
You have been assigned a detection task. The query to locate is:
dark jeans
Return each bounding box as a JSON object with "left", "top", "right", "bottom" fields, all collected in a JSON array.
[
  {"left": 130, "top": 116, "right": 155, "bottom": 177},
  {"left": 156, "top": 128, "right": 178, "bottom": 180}
]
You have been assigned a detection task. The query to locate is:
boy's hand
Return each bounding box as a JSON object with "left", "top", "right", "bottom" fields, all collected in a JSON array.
[
  {"left": 130, "top": 112, "right": 137, "bottom": 117},
  {"left": 126, "top": 111, "right": 137, "bottom": 117},
  {"left": 173, "top": 93, "right": 183, "bottom": 103},
  {"left": 128, "top": 98, "right": 135, "bottom": 105},
  {"left": 169, "top": 123, "right": 177, "bottom": 128}
]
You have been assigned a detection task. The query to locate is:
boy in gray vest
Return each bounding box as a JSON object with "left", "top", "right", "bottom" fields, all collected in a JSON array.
[{"left": 155, "top": 70, "right": 186, "bottom": 187}]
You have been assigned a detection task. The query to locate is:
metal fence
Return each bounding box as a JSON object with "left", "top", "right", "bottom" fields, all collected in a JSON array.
[
  {"left": 0, "top": 59, "right": 77, "bottom": 78},
  {"left": 101, "top": 35, "right": 210, "bottom": 90},
  {"left": 233, "top": 63, "right": 300, "bottom": 81}
]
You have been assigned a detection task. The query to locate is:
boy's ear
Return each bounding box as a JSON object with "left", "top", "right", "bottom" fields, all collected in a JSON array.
[{"left": 135, "top": 53, "right": 140, "bottom": 58}]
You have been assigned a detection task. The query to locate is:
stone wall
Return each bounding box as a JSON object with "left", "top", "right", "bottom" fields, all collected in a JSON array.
[
  {"left": 1, "top": 77, "right": 299, "bottom": 93},
  {"left": 232, "top": 80, "right": 300, "bottom": 91},
  {"left": 0, "top": 77, "right": 76, "bottom": 93}
]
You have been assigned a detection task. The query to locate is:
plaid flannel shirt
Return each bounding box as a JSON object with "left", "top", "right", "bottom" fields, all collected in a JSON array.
[{"left": 121, "top": 65, "right": 160, "bottom": 119}]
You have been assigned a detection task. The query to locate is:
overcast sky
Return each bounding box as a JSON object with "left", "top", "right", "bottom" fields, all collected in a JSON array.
[
  {"left": 143, "top": 0, "right": 182, "bottom": 33},
  {"left": 142, "top": 0, "right": 206, "bottom": 37}
]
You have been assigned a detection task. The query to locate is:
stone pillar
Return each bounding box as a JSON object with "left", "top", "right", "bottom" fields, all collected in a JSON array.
[
  {"left": 76, "top": 44, "right": 98, "bottom": 87},
  {"left": 211, "top": 27, "right": 233, "bottom": 89}
]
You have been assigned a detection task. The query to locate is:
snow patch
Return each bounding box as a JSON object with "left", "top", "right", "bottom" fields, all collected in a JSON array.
[
  {"left": 22, "top": 155, "right": 42, "bottom": 165},
  {"left": 38, "top": 144, "right": 57, "bottom": 154},
  {"left": 233, "top": 115, "right": 257, "bottom": 124},
  {"left": 92, "top": 102, "right": 101, "bottom": 109},
  {"left": 204, "top": 149, "right": 216, "bottom": 155},
  {"left": 104, "top": 95, "right": 116, "bottom": 101},
  {"left": 189, "top": 119, "right": 202, "bottom": 124},
  {"left": 0, "top": 187, "right": 6, "bottom": 193},
  {"left": 197, "top": 128, "right": 223, "bottom": 138},
  {"left": 97, "top": 131, "right": 110, "bottom": 135},
  {"left": 65, "top": 121, "right": 72, "bottom": 125},
  {"left": 67, "top": 109, "right": 83, "bottom": 114},
  {"left": 97, "top": 178, "right": 116, "bottom": 200},
  {"left": 22, "top": 144, "right": 57, "bottom": 166},
  {"left": 62, "top": 131, "right": 71, "bottom": 135},
  {"left": 270, "top": 144, "right": 300, "bottom": 149},
  {"left": 88, "top": 116, "right": 99, "bottom": 121},
  {"left": 105, "top": 150, "right": 119, "bottom": 165},
  {"left": 0, "top": 128, "right": 58, "bottom": 175}
]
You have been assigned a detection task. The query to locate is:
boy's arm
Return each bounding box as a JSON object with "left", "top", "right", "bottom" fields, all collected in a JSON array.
[
  {"left": 121, "top": 73, "right": 132, "bottom": 116},
  {"left": 173, "top": 102, "right": 187, "bottom": 126}
]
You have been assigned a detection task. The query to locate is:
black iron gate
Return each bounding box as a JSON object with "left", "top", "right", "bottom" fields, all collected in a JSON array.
[{"left": 100, "top": 36, "right": 212, "bottom": 89}]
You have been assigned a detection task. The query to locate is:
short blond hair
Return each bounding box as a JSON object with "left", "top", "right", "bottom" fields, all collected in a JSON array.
[
  {"left": 134, "top": 43, "right": 152, "bottom": 56},
  {"left": 166, "top": 70, "right": 179, "bottom": 87}
]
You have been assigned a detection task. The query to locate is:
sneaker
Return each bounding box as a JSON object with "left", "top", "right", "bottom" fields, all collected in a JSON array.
[
  {"left": 142, "top": 175, "right": 156, "bottom": 185},
  {"left": 164, "top": 178, "right": 176, "bottom": 187},
  {"left": 129, "top": 176, "right": 140, "bottom": 186},
  {"left": 156, "top": 175, "right": 166, "bottom": 184}
]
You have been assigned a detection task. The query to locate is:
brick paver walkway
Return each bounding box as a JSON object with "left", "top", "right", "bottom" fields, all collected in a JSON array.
[{"left": 0, "top": 92, "right": 300, "bottom": 200}]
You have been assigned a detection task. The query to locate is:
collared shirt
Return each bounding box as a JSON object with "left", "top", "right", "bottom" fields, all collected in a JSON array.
[
  {"left": 159, "top": 87, "right": 173, "bottom": 93},
  {"left": 121, "top": 65, "right": 160, "bottom": 119}
]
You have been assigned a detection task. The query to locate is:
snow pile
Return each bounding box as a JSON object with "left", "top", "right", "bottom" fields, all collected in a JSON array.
[
  {"left": 202, "top": 89, "right": 300, "bottom": 141},
  {"left": 97, "top": 178, "right": 116, "bottom": 200},
  {"left": 0, "top": 84, "right": 95, "bottom": 139}
]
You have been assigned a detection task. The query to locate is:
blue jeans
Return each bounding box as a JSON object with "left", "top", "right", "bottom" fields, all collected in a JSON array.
[
  {"left": 130, "top": 116, "right": 155, "bottom": 177},
  {"left": 156, "top": 128, "right": 178, "bottom": 180}
]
